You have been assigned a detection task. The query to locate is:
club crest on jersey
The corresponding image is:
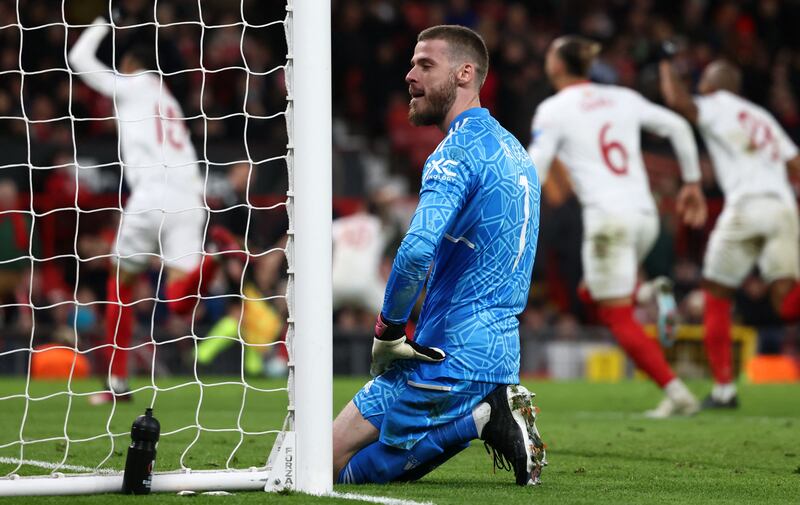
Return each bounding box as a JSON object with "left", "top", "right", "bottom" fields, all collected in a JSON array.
[{"left": 425, "top": 159, "right": 458, "bottom": 182}]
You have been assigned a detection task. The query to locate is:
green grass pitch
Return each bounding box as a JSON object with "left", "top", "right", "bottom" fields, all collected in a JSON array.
[{"left": 0, "top": 376, "right": 798, "bottom": 504}]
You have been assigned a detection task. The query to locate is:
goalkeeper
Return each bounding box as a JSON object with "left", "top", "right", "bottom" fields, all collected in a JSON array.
[
  {"left": 69, "top": 18, "right": 238, "bottom": 404},
  {"left": 333, "top": 25, "right": 545, "bottom": 486}
]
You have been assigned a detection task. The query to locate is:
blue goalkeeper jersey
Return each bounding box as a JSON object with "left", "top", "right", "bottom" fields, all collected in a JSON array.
[{"left": 382, "top": 107, "right": 540, "bottom": 384}]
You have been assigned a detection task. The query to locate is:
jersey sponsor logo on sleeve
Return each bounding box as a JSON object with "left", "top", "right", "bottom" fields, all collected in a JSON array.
[{"left": 424, "top": 159, "right": 458, "bottom": 182}]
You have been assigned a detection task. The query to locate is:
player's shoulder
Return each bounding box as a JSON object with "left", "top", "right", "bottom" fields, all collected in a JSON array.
[
  {"left": 693, "top": 91, "right": 726, "bottom": 125},
  {"left": 432, "top": 126, "right": 470, "bottom": 162},
  {"left": 428, "top": 110, "right": 511, "bottom": 168},
  {"left": 536, "top": 92, "right": 561, "bottom": 112},
  {"left": 126, "top": 73, "right": 176, "bottom": 100},
  {"left": 697, "top": 89, "right": 740, "bottom": 109},
  {"left": 596, "top": 83, "right": 646, "bottom": 104},
  {"left": 432, "top": 112, "right": 483, "bottom": 159},
  {"left": 727, "top": 91, "right": 776, "bottom": 121},
  {"left": 537, "top": 87, "right": 580, "bottom": 115},
  {"left": 122, "top": 71, "right": 159, "bottom": 91},
  {"left": 471, "top": 113, "right": 533, "bottom": 168},
  {"left": 699, "top": 90, "right": 772, "bottom": 120},
  {"left": 529, "top": 100, "right": 556, "bottom": 130}
]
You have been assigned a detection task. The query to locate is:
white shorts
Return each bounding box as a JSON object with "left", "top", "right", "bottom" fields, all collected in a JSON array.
[
  {"left": 582, "top": 208, "right": 659, "bottom": 300},
  {"left": 703, "top": 196, "right": 800, "bottom": 288},
  {"left": 332, "top": 279, "right": 385, "bottom": 314},
  {"left": 114, "top": 191, "right": 206, "bottom": 273}
]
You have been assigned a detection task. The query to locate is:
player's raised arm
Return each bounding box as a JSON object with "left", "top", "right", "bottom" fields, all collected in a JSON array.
[
  {"left": 638, "top": 95, "right": 701, "bottom": 183},
  {"left": 659, "top": 60, "right": 698, "bottom": 125},
  {"left": 68, "top": 17, "right": 123, "bottom": 98},
  {"left": 637, "top": 95, "right": 706, "bottom": 228}
]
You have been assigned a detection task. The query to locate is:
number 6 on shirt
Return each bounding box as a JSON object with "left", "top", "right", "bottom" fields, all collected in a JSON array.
[{"left": 599, "top": 122, "right": 629, "bottom": 175}]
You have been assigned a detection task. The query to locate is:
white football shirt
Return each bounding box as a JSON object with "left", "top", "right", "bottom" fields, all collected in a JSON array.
[
  {"left": 68, "top": 19, "right": 203, "bottom": 205},
  {"left": 695, "top": 90, "right": 798, "bottom": 208},
  {"left": 528, "top": 82, "right": 700, "bottom": 213},
  {"left": 332, "top": 212, "right": 388, "bottom": 289}
]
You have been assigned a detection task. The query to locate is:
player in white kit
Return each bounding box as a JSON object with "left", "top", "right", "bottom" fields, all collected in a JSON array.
[
  {"left": 332, "top": 185, "right": 403, "bottom": 315},
  {"left": 528, "top": 36, "right": 707, "bottom": 417},
  {"left": 660, "top": 58, "right": 800, "bottom": 408},
  {"left": 333, "top": 212, "right": 390, "bottom": 314},
  {"left": 69, "top": 18, "right": 237, "bottom": 403}
]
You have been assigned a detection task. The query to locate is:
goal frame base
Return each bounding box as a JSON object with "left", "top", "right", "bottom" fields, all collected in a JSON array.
[{"left": 0, "top": 431, "right": 297, "bottom": 497}]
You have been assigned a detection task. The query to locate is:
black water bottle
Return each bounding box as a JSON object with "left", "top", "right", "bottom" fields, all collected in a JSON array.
[{"left": 122, "top": 407, "right": 160, "bottom": 494}]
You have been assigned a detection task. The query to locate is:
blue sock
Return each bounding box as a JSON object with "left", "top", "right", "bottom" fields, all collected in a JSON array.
[
  {"left": 338, "top": 412, "right": 478, "bottom": 484},
  {"left": 393, "top": 440, "right": 469, "bottom": 482}
]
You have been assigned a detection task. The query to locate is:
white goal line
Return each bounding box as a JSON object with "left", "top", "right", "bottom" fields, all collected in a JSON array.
[
  {"left": 0, "top": 457, "right": 116, "bottom": 475},
  {"left": 329, "top": 491, "right": 436, "bottom": 505}
]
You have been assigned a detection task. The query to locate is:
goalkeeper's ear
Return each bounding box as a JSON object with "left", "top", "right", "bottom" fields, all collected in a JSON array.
[{"left": 455, "top": 61, "right": 477, "bottom": 89}]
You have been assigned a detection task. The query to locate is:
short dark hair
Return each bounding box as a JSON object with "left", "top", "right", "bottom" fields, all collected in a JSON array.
[
  {"left": 554, "top": 35, "right": 600, "bottom": 78},
  {"left": 418, "top": 25, "right": 489, "bottom": 89},
  {"left": 705, "top": 59, "right": 742, "bottom": 94},
  {"left": 123, "top": 43, "right": 157, "bottom": 71}
]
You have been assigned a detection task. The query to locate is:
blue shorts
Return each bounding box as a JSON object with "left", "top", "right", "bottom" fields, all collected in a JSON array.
[{"left": 353, "top": 363, "right": 498, "bottom": 450}]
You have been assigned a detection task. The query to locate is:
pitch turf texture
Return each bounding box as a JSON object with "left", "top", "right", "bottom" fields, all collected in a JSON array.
[{"left": 0, "top": 377, "right": 797, "bottom": 504}]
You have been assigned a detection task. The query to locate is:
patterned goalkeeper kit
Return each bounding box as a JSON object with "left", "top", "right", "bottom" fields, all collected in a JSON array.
[{"left": 354, "top": 107, "right": 541, "bottom": 449}]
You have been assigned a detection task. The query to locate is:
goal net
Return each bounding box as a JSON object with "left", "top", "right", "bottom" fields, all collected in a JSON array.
[{"left": 0, "top": 0, "right": 330, "bottom": 496}]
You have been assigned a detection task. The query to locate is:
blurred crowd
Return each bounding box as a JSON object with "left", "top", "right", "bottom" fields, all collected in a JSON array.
[
  {"left": 1, "top": 0, "right": 799, "bottom": 377},
  {"left": 329, "top": 0, "right": 800, "bottom": 362},
  {"left": 0, "top": 0, "right": 288, "bottom": 145}
]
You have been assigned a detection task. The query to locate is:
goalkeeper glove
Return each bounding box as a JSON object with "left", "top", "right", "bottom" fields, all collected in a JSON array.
[{"left": 370, "top": 314, "right": 445, "bottom": 377}]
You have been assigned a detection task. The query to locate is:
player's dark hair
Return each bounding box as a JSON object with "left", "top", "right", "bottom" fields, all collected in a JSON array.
[
  {"left": 554, "top": 35, "right": 600, "bottom": 78},
  {"left": 706, "top": 59, "right": 742, "bottom": 94},
  {"left": 123, "top": 43, "right": 157, "bottom": 71},
  {"left": 418, "top": 25, "right": 489, "bottom": 89}
]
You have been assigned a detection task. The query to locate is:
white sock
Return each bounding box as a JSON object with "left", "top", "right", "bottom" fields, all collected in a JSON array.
[
  {"left": 109, "top": 375, "right": 128, "bottom": 394},
  {"left": 664, "top": 378, "right": 692, "bottom": 402},
  {"left": 711, "top": 382, "right": 737, "bottom": 402},
  {"left": 472, "top": 402, "right": 491, "bottom": 438}
]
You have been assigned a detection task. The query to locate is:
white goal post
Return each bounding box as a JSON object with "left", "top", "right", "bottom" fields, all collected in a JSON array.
[
  {"left": 0, "top": 0, "right": 331, "bottom": 497},
  {"left": 287, "top": 0, "right": 333, "bottom": 495}
]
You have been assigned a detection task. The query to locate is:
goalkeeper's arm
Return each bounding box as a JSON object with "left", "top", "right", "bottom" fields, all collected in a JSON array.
[
  {"left": 68, "top": 17, "right": 121, "bottom": 98},
  {"left": 369, "top": 148, "right": 476, "bottom": 375},
  {"left": 369, "top": 219, "right": 450, "bottom": 376},
  {"left": 370, "top": 229, "right": 445, "bottom": 377}
]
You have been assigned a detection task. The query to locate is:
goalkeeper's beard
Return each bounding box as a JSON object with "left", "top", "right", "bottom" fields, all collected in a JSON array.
[{"left": 408, "top": 74, "right": 458, "bottom": 127}]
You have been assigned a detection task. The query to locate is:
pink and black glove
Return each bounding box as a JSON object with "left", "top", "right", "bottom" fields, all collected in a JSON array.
[{"left": 370, "top": 314, "right": 445, "bottom": 377}]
